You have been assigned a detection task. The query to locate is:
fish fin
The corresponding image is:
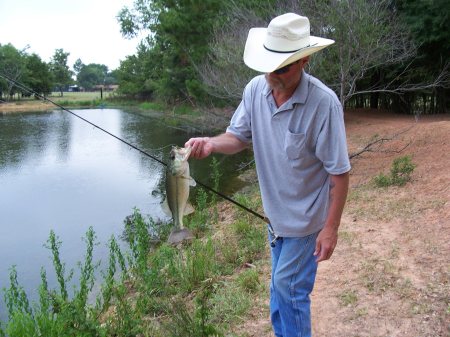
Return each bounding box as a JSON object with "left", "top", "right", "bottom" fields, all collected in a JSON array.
[
  {"left": 184, "top": 202, "right": 195, "bottom": 215},
  {"left": 161, "top": 197, "right": 172, "bottom": 217},
  {"left": 180, "top": 175, "right": 196, "bottom": 187}
]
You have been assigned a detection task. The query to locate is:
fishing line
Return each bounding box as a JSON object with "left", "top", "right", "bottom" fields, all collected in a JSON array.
[{"left": 0, "top": 74, "right": 272, "bottom": 228}]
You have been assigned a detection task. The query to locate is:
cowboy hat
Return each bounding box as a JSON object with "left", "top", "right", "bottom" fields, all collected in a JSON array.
[{"left": 243, "top": 13, "right": 334, "bottom": 73}]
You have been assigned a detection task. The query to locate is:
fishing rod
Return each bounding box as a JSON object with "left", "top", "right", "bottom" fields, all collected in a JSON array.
[{"left": 0, "top": 74, "right": 277, "bottom": 241}]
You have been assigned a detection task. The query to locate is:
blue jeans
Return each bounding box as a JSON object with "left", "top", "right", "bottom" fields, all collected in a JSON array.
[{"left": 269, "top": 229, "right": 319, "bottom": 337}]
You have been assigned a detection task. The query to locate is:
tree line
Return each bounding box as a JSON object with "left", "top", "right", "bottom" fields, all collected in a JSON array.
[
  {"left": 1, "top": 0, "right": 448, "bottom": 114},
  {"left": 116, "top": 0, "right": 449, "bottom": 114},
  {"left": 0, "top": 45, "right": 117, "bottom": 100}
]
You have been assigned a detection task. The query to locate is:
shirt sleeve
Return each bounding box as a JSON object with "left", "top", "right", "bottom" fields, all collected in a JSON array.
[
  {"left": 315, "top": 102, "right": 351, "bottom": 175},
  {"left": 226, "top": 84, "right": 253, "bottom": 143}
]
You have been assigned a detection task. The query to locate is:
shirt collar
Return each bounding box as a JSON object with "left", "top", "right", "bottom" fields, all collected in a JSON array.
[{"left": 263, "top": 70, "right": 310, "bottom": 107}]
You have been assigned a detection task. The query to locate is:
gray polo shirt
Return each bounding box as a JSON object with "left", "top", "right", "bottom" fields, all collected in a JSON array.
[{"left": 226, "top": 71, "right": 351, "bottom": 237}]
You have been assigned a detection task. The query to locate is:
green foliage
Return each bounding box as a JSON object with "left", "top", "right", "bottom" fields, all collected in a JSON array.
[
  {"left": 230, "top": 194, "right": 266, "bottom": 264},
  {"left": 177, "top": 239, "right": 219, "bottom": 293},
  {"left": 76, "top": 63, "right": 109, "bottom": 91},
  {"left": 396, "top": 0, "right": 450, "bottom": 59},
  {"left": 209, "top": 281, "right": 252, "bottom": 327},
  {"left": 123, "top": 209, "right": 151, "bottom": 276},
  {"left": 390, "top": 155, "right": 416, "bottom": 186},
  {"left": 139, "top": 101, "right": 165, "bottom": 111},
  {"left": 24, "top": 53, "right": 53, "bottom": 96},
  {"left": 373, "top": 173, "right": 391, "bottom": 188},
  {"left": 115, "top": 48, "right": 155, "bottom": 98},
  {"left": 44, "top": 230, "right": 72, "bottom": 301},
  {"left": 190, "top": 187, "right": 210, "bottom": 231},
  {"left": 374, "top": 155, "right": 416, "bottom": 187},
  {"left": 2, "top": 227, "right": 107, "bottom": 337},
  {"left": 339, "top": 289, "right": 358, "bottom": 307},
  {"left": 210, "top": 156, "right": 222, "bottom": 223},
  {"left": 4, "top": 266, "right": 32, "bottom": 320},
  {"left": 117, "top": 0, "right": 224, "bottom": 103},
  {"left": 236, "top": 268, "right": 260, "bottom": 293},
  {"left": 50, "top": 49, "right": 73, "bottom": 95},
  {"left": 0, "top": 43, "right": 27, "bottom": 98},
  {"left": 162, "top": 286, "right": 222, "bottom": 337}
]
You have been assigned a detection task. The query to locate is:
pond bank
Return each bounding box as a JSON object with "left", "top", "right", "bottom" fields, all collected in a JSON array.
[{"left": 0, "top": 99, "right": 233, "bottom": 133}]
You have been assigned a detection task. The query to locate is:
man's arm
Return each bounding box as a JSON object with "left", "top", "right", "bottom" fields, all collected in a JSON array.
[
  {"left": 185, "top": 132, "right": 248, "bottom": 159},
  {"left": 314, "top": 172, "right": 350, "bottom": 263}
]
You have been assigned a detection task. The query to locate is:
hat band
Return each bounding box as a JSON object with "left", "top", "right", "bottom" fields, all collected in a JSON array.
[{"left": 263, "top": 42, "right": 318, "bottom": 54}]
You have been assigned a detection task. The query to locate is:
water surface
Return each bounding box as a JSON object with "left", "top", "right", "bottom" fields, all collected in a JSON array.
[{"left": 0, "top": 108, "right": 250, "bottom": 321}]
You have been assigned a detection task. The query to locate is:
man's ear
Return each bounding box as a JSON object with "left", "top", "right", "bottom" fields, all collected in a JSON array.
[{"left": 302, "top": 56, "right": 310, "bottom": 66}]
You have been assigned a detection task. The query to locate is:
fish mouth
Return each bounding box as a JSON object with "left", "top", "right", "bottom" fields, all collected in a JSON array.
[
  {"left": 170, "top": 146, "right": 192, "bottom": 161},
  {"left": 180, "top": 146, "right": 192, "bottom": 160},
  {"left": 168, "top": 146, "right": 192, "bottom": 176}
]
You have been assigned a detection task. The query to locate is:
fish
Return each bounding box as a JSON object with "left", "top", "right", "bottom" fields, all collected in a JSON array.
[{"left": 164, "top": 146, "right": 196, "bottom": 244}]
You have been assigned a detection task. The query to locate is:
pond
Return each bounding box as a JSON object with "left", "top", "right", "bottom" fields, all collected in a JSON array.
[{"left": 0, "top": 108, "right": 251, "bottom": 322}]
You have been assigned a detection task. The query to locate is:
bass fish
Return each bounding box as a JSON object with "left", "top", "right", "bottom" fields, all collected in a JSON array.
[{"left": 164, "top": 146, "right": 196, "bottom": 244}]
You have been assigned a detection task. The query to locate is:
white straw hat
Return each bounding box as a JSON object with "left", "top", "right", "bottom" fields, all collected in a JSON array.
[{"left": 243, "top": 13, "right": 335, "bottom": 73}]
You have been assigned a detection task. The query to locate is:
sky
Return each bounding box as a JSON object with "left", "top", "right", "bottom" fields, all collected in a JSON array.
[{"left": 0, "top": 0, "right": 144, "bottom": 71}]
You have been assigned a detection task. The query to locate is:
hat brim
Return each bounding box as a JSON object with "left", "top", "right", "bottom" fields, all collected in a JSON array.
[{"left": 243, "top": 28, "right": 335, "bottom": 73}]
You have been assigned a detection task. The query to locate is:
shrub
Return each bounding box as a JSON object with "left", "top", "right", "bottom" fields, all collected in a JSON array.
[
  {"left": 374, "top": 155, "right": 416, "bottom": 187},
  {"left": 390, "top": 155, "right": 416, "bottom": 186}
]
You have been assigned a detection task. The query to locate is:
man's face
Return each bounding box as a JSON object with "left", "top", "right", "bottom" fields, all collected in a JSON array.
[{"left": 265, "top": 57, "right": 309, "bottom": 92}]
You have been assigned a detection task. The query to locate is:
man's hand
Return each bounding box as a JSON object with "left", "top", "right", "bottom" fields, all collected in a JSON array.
[
  {"left": 314, "top": 172, "right": 349, "bottom": 263},
  {"left": 314, "top": 226, "right": 338, "bottom": 263},
  {"left": 185, "top": 137, "right": 213, "bottom": 159},
  {"left": 185, "top": 133, "right": 248, "bottom": 159}
]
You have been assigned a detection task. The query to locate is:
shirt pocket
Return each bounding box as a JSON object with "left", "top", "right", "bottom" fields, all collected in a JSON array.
[{"left": 284, "top": 131, "right": 306, "bottom": 160}]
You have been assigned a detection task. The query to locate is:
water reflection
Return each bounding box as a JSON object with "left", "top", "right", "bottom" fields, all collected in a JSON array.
[{"left": 0, "top": 108, "right": 250, "bottom": 322}]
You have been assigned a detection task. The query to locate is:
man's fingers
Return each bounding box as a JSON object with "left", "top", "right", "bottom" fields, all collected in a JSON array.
[
  {"left": 185, "top": 138, "right": 203, "bottom": 159},
  {"left": 313, "top": 240, "right": 320, "bottom": 257},
  {"left": 314, "top": 238, "right": 334, "bottom": 262}
]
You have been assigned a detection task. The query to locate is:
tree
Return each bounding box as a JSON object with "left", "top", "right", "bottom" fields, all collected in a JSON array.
[
  {"left": 24, "top": 53, "right": 52, "bottom": 97},
  {"left": 202, "top": 0, "right": 416, "bottom": 107},
  {"left": 76, "top": 63, "right": 108, "bottom": 91},
  {"left": 197, "top": 0, "right": 280, "bottom": 102},
  {"left": 304, "top": 0, "right": 416, "bottom": 106},
  {"left": 73, "top": 58, "right": 85, "bottom": 79},
  {"left": 0, "top": 43, "right": 27, "bottom": 100},
  {"left": 394, "top": 0, "right": 450, "bottom": 113},
  {"left": 50, "top": 49, "right": 72, "bottom": 96},
  {"left": 115, "top": 41, "right": 156, "bottom": 98},
  {"left": 117, "top": 0, "right": 224, "bottom": 103}
]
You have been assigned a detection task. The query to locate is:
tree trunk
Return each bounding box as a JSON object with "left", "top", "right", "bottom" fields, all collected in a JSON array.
[{"left": 370, "top": 71, "right": 380, "bottom": 109}]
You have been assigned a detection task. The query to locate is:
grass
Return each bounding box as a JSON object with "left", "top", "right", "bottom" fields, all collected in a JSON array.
[
  {"left": 0, "top": 169, "right": 268, "bottom": 337},
  {"left": 338, "top": 290, "right": 358, "bottom": 307},
  {"left": 49, "top": 91, "right": 111, "bottom": 102}
]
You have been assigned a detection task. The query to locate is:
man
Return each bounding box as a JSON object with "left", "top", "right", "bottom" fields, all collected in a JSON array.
[{"left": 186, "top": 13, "right": 351, "bottom": 337}]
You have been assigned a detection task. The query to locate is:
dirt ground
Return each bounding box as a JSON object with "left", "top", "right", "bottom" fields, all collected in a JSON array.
[
  {"left": 234, "top": 109, "right": 450, "bottom": 337},
  {"left": 0, "top": 101, "right": 54, "bottom": 113}
]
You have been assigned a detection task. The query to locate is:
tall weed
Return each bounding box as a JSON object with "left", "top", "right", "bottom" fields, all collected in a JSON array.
[
  {"left": 162, "top": 284, "right": 222, "bottom": 337},
  {"left": 44, "top": 230, "right": 73, "bottom": 301},
  {"left": 210, "top": 157, "right": 222, "bottom": 224},
  {"left": 175, "top": 239, "right": 219, "bottom": 293}
]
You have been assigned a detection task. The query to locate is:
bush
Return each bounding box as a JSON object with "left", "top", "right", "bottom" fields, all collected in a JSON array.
[{"left": 374, "top": 155, "right": 416, "bottom": 187}]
